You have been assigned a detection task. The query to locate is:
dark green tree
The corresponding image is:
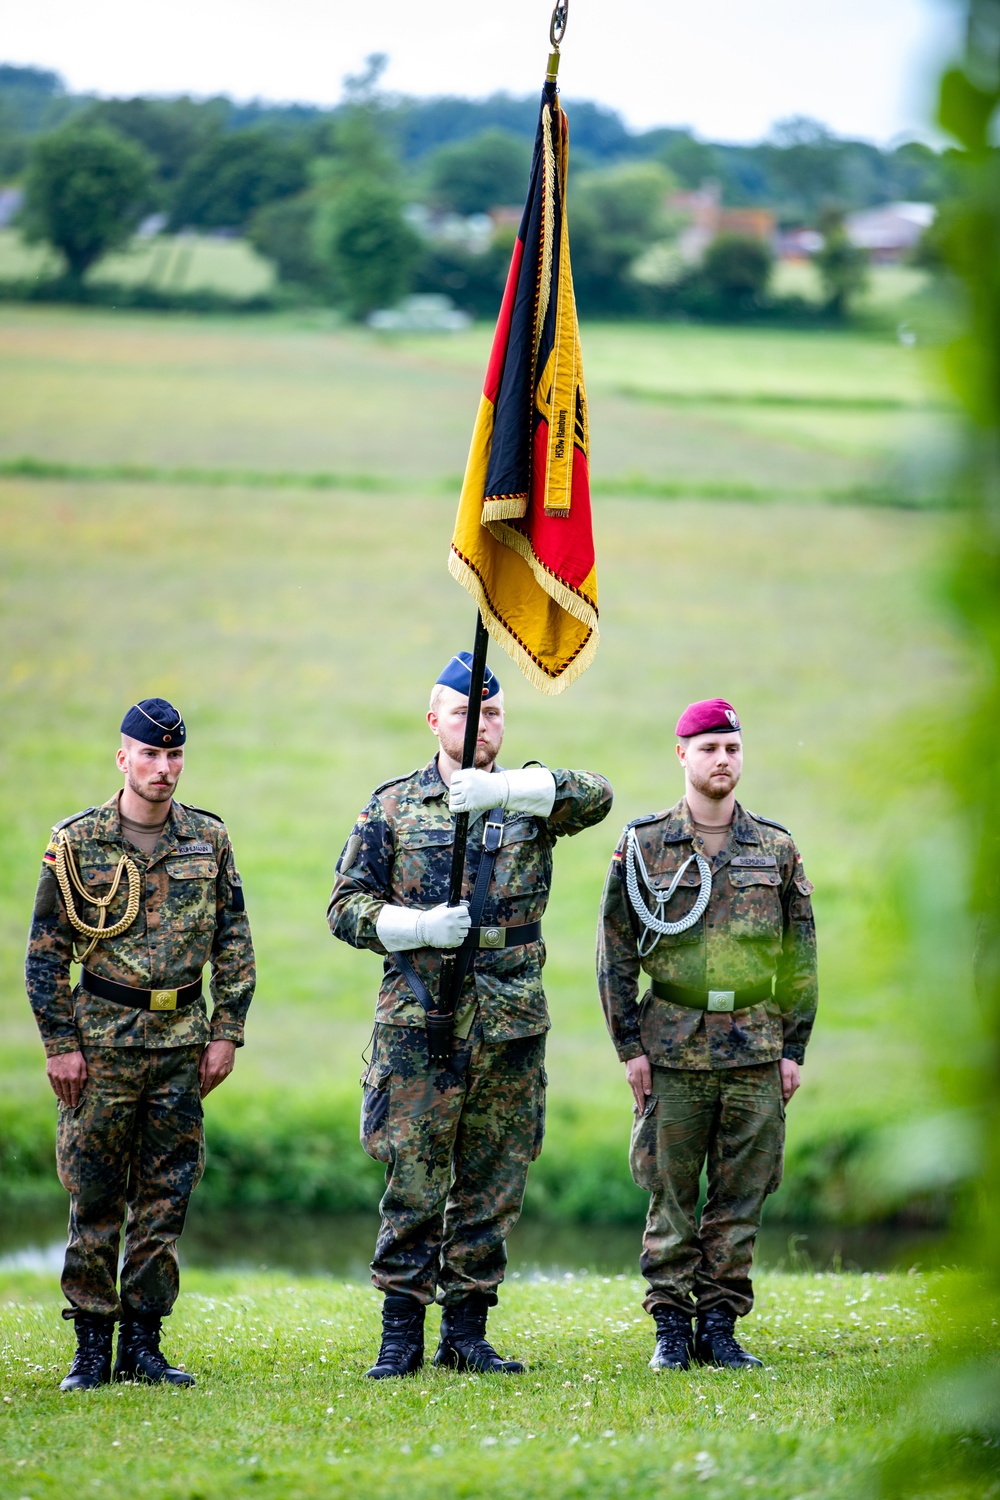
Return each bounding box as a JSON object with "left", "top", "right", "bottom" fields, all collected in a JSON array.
[
  {"left": 815, "top": 208, "right": 869, "bottom": 318},
  {"left": 569, "top": 163, "right": 675, "bottom": 315},
  {"left": 247, "top": 192, "right": 332, "bottom": 296},
  {"left": 761, "top": 116, "right": 842, "bottom": 213},
  {"left": 22, "top": 122, "right": 154, "bottom": 279},
  {"left": 169, "top": 128, "right": 308, "bottom": 231},
  {"left": 657, "top": 131, "right": 718, "bottom": 189},
  {"left": 315, "top": 178, "right": 421, "bottom": 319},
  {"left": 81, "top": 96, "right": 225, "bottom": 201},
  {"left": 426, "top": 128, "right": 531, "bottom": 214},
  {"left": 698, "top": 232, "right": 773, "bottom": 316}
]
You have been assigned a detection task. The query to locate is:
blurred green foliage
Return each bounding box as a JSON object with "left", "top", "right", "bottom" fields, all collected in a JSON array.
[
  {"left": 21, "top": 122, "right": 154, "bottom": 279},
  {"left": 0, "top": 58, "right": 967, "bottom": 320},
  {"left": 878, "top": 2, "right": 1000, "bottom": 1491},
  {"left": 815, "top": 208, "right": 870, "bottom": 320},
  {"left": 168, "top": 128, "right": 309, "bottom": 232},
  {"left": 426, "top": 128, "right": 531, "bottom": 214},
  {"left": 697, "top": 233, "right": 775, "bottom": 316}
]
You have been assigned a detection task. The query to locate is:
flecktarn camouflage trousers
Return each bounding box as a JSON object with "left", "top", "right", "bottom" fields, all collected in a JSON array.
[
  {"left": 56, "top": 1045, "right": 205, "bottom": 1319},
  {"left": 629, "top": 1062, "right": 784, "bottom": 1319},
  {"left": 361, "top": 1019, "right": 546, "bottom": 1305}
]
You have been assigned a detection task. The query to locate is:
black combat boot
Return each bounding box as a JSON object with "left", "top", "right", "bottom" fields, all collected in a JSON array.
[
  {"left": 60, "top": 1311, "right": 114, "bottom": 1392},
  {"left": 695, "top": 1307, "right": 764, "bottom": 1369},
  {"left": 114, "top": 1312, "right": 196, "bottom": 1386},
  {"left": 433, "top": 1293, "right": 524, "bottom": 1374},
  {"left": 365, "top": 1294, "right": 426, "bottom": 1379},
  {"left": 649, "top": 1305, "right": 693, "bottom": 1371}
]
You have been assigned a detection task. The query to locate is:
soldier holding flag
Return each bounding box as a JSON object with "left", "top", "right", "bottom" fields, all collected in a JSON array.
[
  {"left": 327, "top": 656, "right": 611, "bottom": 1377},
  {"left": 327, "top": 9, "right": 612, "bottom": 1379}
]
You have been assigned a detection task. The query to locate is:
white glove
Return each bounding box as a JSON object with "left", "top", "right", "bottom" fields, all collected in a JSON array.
[
  {"left": 449, "top": 768, "right": 505, "bottom": 815},
  {"left": 376, "top": 902, "right": 471, "bottom": 951},
  {"left": 501, "top": 767, "right": 556, "bottom": 817}
]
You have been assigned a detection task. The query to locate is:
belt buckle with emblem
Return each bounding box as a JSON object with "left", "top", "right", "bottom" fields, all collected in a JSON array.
[
  {"left": 150, "top": 988, "right": 178, "bottom": 1011},
  {"left": 707, "top": 989, "right": 735, "bottom": 1012},
  {"left": 479, "top": 926, "right": 505, "bottom": 950}
]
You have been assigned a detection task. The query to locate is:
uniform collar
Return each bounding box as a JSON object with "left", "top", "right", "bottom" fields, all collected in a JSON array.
[
  {"left": 94, "top": 792, "right": 194, "bottom": 852},
  {"left": 659, "top": 798, "right": 759, "bottom": 848},
  {"left": 419, "top": 758, "right": 448, "bottom": 801},
  {"left": 92, "top": 795, "right": 124, "bottom": 844},
  {"left": 167, "top": 800, "right": 198, "bottom": 843}
]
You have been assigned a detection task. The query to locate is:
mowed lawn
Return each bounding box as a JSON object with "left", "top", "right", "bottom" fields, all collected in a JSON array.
[{"left": 0, "top": 1265, "right": 984, "bottom": 1500}]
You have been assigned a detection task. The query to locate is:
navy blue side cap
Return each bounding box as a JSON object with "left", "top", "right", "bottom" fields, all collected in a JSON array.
[
  {"left": 436, "top": 651, "right": 501, "bottom": 700},
  {"left": 120, "top": 698, "right": 186, "bottom": 747}
]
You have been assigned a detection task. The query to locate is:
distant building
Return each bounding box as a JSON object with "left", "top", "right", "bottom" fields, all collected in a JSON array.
[
  {"left": 775, "top": 227, "right": 824, "bottom": 262},
  {"left": 0, "top": 186, "right": 24, "bottom": 228},
  {"left": 844, "top": 202, "right": 935, "bottom": 263},
  {"left": 667, "top": 182, "right": 775, "bottom": 265}
]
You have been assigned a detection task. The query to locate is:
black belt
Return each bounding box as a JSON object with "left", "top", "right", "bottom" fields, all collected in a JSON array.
[
  {"left": 394, "top": 921, "right": 542, "bottom": 1027},
  {"left": 461, "top": 920, "right": 541, "bottom": 952},
  {"left": 82, "top": 970, "right": 203, "bottom": 1013},
  {"left": 650, "top": 978, "right": 773, "bottom": 1014}
]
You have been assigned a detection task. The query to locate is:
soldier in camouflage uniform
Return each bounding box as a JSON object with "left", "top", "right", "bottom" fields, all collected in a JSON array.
[
  {"left": 25, "top": 698, "right": 255, "bottom": 1392},
  {"left": 597, "top": 698, "right": 817, "bottom": 1371},
  {"left": 328, "top": 652, "right": 612, "bottom": 1378}
]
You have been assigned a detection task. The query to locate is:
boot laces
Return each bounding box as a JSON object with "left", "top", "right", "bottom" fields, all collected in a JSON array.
[
  {"left": 655, "top": 1326, "right": 690, "bottom": 1360},
  {"left": 126, "top": 1320, "right": 169, "bottom": 1374},
  {"left": 71, "top": 1322, "right": 110, "bottom": 1376},
  {"left": 377, "top": 1313, "right": 422, "bottom": 1364},
  {"left": 703, "top": 1319, "right": 745, "bottom": 1360},
  {"left": 446, "top": 1311, "right": 504, "bottom": 1366}
]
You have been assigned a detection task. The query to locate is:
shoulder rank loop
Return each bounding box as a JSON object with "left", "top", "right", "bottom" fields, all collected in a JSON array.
[
  {"left": 53, "top": 832, "right": 141, "bottom": 963},
  {"left": 624, "top": 826, "right": 712, "bottom": 957}
]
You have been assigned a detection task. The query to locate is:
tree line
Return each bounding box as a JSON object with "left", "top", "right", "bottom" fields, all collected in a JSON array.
[{"left": 1, "top": 60, "right": 955, "bottom": 320}]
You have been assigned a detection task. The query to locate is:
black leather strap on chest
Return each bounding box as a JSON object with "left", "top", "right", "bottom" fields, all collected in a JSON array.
[{"left": 394, "top": 808, "right": 505, "bottom": 1020}]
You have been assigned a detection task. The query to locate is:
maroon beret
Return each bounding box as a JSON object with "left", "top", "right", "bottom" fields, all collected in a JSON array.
[{"left": 675, "top": 698, "right": 741, "bottom": 738}]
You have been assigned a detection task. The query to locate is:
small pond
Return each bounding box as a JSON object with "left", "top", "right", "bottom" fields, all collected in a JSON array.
[{"left": 0, "top": 1200, "right": 951, "bottom": 1280}]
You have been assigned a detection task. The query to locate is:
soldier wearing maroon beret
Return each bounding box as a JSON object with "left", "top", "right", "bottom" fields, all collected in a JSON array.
[{"left": 596, "top": 698, "right": 817, "bottom": 1371}]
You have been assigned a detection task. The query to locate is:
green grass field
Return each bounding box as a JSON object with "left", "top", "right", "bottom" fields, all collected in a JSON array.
[
  {"left": 0, "top": 305, "right": 976, "bottom": 1224},
  {"left": 2, "top": 1266, "right": 990, "bottom": 1500}
]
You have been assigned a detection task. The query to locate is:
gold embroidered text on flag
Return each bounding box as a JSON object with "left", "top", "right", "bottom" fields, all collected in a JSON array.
[{"left": 448, "top": 80, "right": 597, "bottom": 694}]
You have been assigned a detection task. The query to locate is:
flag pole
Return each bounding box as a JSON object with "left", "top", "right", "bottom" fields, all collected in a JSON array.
[
  {"left": 429, "top": 2, "right": 571, "bottom": 1063},
  {"left": 426, "top": 609, "right": 489, "bottom": 1064}
]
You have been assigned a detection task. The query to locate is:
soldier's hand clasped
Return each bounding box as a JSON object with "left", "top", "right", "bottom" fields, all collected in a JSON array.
[
  {"left": 375, "top": 901, "right": 472, "bottom": 951},
  {"left": 416, "top": 903, "right": 472, "bottom": 948}
]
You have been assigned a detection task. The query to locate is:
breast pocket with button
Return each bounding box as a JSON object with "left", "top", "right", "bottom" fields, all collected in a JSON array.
[
  {"left": 165, "top": 856, "right": 218, "bottom": 930},
  {"left": 728, "top": 867, "right": 782, "bottom": 940}
]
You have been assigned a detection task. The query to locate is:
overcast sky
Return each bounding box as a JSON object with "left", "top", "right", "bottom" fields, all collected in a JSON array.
[{"left": 3, "top": 0, "right": 962, "bottom": 144}]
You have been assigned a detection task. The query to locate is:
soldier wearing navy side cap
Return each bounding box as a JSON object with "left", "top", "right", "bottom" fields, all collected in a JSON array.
[
  {"left": 329, "top": 652, "right": 612, "bottom": 1379},
  {"left": 597, "top": 699, "right": 817, "bottom": 1371},
  {"left": 25, "top": 698, "right": 255, "bottom": 1392}
]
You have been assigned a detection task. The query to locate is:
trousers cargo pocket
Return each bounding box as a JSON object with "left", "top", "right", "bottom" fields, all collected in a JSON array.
[
  {"left": 628, "top": 1094, "right": 660, "bottom": 1192},
  {"left": 56, "top": 1101, "right": 80, "bottom": 1195},
  {"left": 360, "top": 1065, "right": 392, "bottom": 1164},
  {"left": 531, "top": 1067, "right": 548, "bottom": 1161},
  {"left": 765, "top": 1099, "right": 787, "bottom": 1196}
]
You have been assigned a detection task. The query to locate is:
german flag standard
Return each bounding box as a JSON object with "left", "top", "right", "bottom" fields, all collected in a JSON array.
[{"left": 448, "top": 79, "right": 597, "bottom": 694}]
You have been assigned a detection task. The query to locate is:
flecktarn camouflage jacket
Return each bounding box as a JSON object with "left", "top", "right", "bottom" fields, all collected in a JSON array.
[
  {"left": 597, "top": 798, "right": 817, "bottom": 1070},
  {"left": 26, "top": 794, "right": 255, "bottom": 1056},
  {"left": 328, "top": 758, "right": 613, "bottom": 1042}
]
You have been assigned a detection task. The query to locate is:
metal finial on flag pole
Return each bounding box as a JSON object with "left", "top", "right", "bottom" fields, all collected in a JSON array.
[{"left": 547, "top": 2, "right": 569, "bottom": 79}]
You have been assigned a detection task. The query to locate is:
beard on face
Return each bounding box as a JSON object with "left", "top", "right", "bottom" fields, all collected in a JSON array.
[
  {"left": 437, "top": 728, "right": 503, "bottom": 769},
  {"left": 687, "top": 764, "right": 741, "bottom": 802},
  {"left": 126, "top": 768, "right": 174, "bottom": 804}
]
